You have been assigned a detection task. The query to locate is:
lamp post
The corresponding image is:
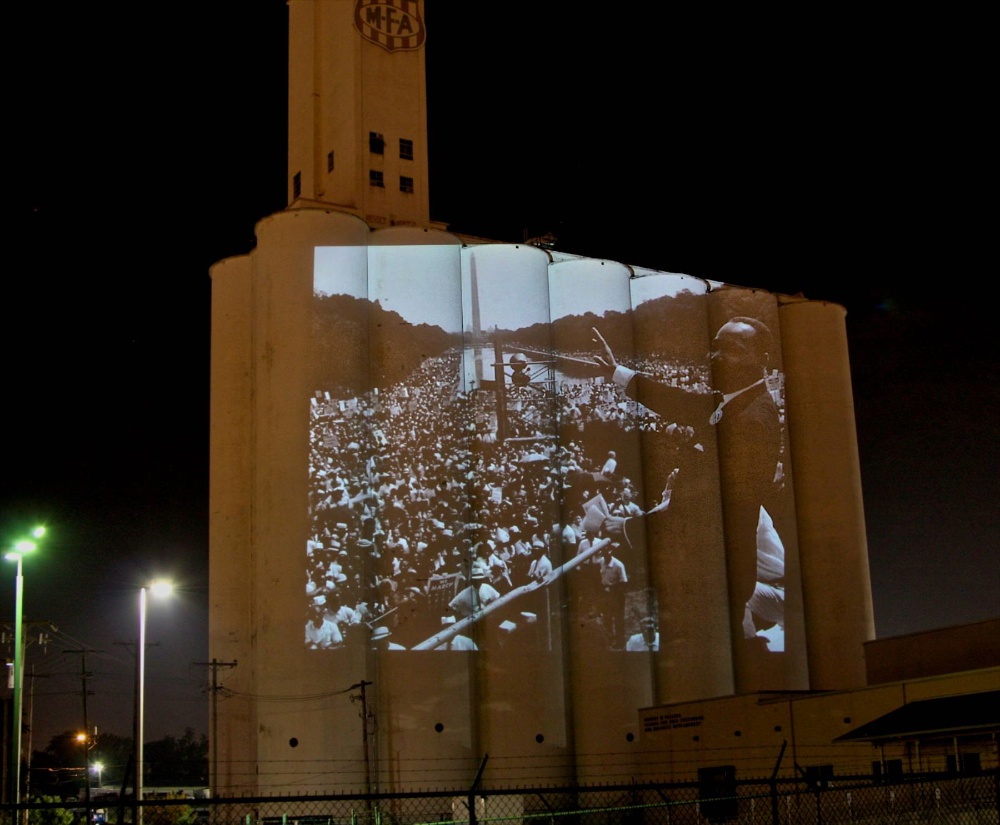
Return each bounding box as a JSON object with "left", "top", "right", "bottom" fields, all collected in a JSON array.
[
  {"left": 5, "top": 526, "right": 45, "bottom": 808},
  {"left": 92, "top": 762, "right": 103, "bottom": 792},
  {"left": 135, "top": 580, "right": 172, "bottom": 825}
]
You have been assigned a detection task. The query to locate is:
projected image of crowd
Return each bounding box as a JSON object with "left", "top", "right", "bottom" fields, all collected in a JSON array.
[{"left": 306, "top": 346, "right": 711, "bottom": 653}]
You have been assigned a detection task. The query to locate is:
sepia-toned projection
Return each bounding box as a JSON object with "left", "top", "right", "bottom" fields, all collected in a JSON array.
[{"left": 305, "top": 243, "right": 806, "bottom": 694}]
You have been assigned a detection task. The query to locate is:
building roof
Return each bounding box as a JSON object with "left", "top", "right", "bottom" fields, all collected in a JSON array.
[{"left": 835, "top": 690, "right": 1000, "bottom": 743}]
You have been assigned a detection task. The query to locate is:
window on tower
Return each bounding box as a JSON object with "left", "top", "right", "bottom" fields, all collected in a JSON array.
[
  {"left": 400, "top": 176, "right": 414, "bottom": 194},
  {"left": 369, "top": 132, "right": 385, "bottom": 154},
  {"left": 327, "top": 151, "right": 335, "bottom": 172},
  {"left": 369, "top": 170, "right": 385, "bottom": 188},
  {"left": 293, "top": 172, "right": 301, "bottom": 198},
  {"left": 399, "top": 138, "right": 414, "bottom": 161}
]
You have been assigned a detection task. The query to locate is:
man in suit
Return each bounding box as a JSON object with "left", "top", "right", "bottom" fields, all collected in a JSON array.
[{"left": 591, "top": 318, "right": 785, "bottom": 650}]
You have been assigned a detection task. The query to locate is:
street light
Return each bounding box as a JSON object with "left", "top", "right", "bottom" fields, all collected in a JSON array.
[
  {"left": 136, "top": 580, "right": 172, "bottom": 824},
  {"left": 92, "top": 762, "right": 104, "bottom": 791},
  {"left": 5, "top": 525, "right": 45, "bottom": 808}
]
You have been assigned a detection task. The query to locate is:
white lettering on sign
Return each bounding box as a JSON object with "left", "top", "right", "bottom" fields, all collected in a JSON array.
[{"left": 643, "top": 711, "right": 705, "bottom": 733}]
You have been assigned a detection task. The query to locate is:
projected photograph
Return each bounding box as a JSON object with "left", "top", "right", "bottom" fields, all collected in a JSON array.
[{"left": 306, "top": 245, "right": 796, "bottom": 664}]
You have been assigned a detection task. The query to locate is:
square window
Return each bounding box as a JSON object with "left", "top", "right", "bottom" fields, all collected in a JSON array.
[
  {"left": 369, "top": 170, "right": 385, "bottom": 188},
  {"left": 961, "top": 753, "right": 981, "bottom": 773},
  {"left": 293, "top": 171, "right": 301, "bottom": 198},
  {"left": 805, "top": 765, "right": 834, "bottom": 789},
  {"left": 327, "top": 151, "right": 335, "bottom": 172},
  {"left": 369, "top": 131, "right": 385, "bottom": 154},
  {"left": 400, "top": 176, "right": 414, "bottom": 194},
  {"left": 399, "top": 138, "right": 414, "bottom": 161}
]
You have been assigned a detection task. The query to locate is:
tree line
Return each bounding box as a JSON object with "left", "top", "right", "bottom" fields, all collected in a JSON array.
[{"left": 28, "top": 728, "right": 207, "bottom": 799}]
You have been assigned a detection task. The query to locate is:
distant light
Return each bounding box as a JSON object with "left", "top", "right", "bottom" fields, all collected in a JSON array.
[
  {"left": 12, "top": 540, "right": 36, "bottom": 555},
  {"left": 149, "top": 580, "right": 173, "bottom": 599},
  {"left": 31, "top": 526, "right": 46, "bottom": 539},
  {"left": 75, "top": 732, "right": 87, "bottom": 744}
]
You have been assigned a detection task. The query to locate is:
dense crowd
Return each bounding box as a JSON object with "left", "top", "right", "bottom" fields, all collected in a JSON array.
[{"left": 306, "top": 346, "right": 711, "bottom": 651}]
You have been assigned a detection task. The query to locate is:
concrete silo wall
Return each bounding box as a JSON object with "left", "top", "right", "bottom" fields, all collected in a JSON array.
[{"left": 210, "top": 209, "right": 871, "bottom": 792}]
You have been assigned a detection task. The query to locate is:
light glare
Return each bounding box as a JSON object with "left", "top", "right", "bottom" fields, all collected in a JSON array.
[{"left": 149, "top": 580, "right": 173, "bottom": 598}]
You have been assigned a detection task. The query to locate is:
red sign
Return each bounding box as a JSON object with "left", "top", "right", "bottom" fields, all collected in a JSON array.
[{"left": 355, "top": 1, "right": 426, "bottom": 52}]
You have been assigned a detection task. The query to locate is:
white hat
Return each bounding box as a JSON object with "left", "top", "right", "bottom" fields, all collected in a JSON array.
[{"left": 371, "top": 626, "right": 392, "bottom": 641}]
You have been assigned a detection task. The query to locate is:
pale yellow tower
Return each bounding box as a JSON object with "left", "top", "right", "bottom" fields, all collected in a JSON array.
[{"left": 287, "top": 0, "right": 439, "bottom": 230}]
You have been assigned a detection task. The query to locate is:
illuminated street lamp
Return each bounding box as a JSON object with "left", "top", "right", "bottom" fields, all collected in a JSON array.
[
  {"left": 92, "top": 761, "right": 104, "bottom": 791},
  {"left": 5, "top": 525, "right": 45, "bottom": 808},
  {"left": 136, "top": 580, "right": 172, "bottom": 823}
]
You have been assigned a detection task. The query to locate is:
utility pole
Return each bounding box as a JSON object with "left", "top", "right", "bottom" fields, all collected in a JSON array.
[
  {"left": 349, "top": 681, "right": 373, "bottom": 801},
  {"left": 65, "top": 648, "right": 99, "bottom": 821},
  {"left": 2, "top": 620, "right": 55, "bottom": 808},
  {"left": 24, "top": 666, "right": 52, "bottom": 809},
  {"left": 193, "top": 658, "right": 236, "bottom": 799}
]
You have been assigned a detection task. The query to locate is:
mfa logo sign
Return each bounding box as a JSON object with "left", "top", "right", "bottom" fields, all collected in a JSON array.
[{"left": 355, "top": 1, "right": 426, "bottom": 52}]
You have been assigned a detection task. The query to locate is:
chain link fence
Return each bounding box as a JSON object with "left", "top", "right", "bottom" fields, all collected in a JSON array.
[{"left": 4, "top": 771, "right": 997, "bottom": 825}]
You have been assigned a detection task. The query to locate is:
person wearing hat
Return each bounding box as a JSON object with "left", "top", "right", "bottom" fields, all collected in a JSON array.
[
  {"left": 486, "top": 541, "right": 512, "bottom": 592},
  {"left": 527, "top": 538, "right": 553, "bottom": 584},
  {"left": 306, "top": 605, "right": 343, "bottom": 649},
  {"left": 370, "top": 625, "right": 406, "bottom": 651},
  {"left": 626, "top": 616, "right": 660, "bottom": 652},
  {"left": 599, "top": 542, "right": 628, "bottom": 649},
  {"left": 448, "top": 559, "right": 500, "bottom": 619}
]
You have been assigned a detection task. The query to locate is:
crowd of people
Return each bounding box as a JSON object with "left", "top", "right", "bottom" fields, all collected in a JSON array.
[
  {"left": 306, "top": 315, "right": 787, "bottom": 658},
  {"left": 305, "top": 345, "right": 698, "bottom": 651}
]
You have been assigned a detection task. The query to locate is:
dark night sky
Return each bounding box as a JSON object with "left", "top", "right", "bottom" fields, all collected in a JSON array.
[{"left": 4, "top": 3, "right": 996, "bottom": 753}]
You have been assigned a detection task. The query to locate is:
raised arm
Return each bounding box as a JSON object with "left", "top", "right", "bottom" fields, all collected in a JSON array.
[
  {"left": 592, "top": 327, "right": 713, "bottom": 424},
  {"left": 645, "top": 468, "right": 680, "bottom": 516},
  {"left": 591, "top": 327, "right": 619, "bottom": 377}
]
